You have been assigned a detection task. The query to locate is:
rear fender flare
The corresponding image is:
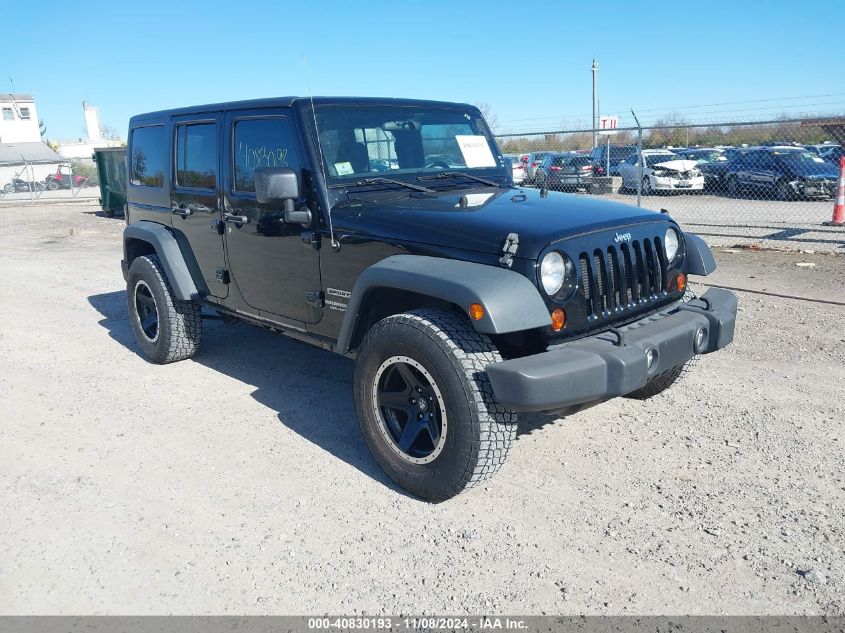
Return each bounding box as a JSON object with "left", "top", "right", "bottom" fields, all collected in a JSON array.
[{"left": 123, "top": 221, "right": 198, "bottom": 300}]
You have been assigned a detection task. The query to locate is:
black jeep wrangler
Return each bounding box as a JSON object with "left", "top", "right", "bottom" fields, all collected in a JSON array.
[{"left": 121, "top": 97, "right": 737, "bottom": 501}]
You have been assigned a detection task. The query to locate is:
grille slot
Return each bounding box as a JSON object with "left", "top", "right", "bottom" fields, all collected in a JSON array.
[{"left": 578, "top": 234, "right": 667, "bottom": 318}]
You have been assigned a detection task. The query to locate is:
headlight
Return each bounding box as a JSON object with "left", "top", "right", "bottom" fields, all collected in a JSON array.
[
  {"left": 539, "top": 251, "right": 576, "bottom": 299},
  {"left": 652, "top": 169, "right": 668, "bottom": 177},
  {"left": 664, "top": 227, "right": 680, "bottom": 262}
]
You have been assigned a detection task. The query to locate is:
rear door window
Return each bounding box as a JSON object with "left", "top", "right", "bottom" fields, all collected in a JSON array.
[{"left": 175, "top": 122, "right": 217, "bottom": 190}]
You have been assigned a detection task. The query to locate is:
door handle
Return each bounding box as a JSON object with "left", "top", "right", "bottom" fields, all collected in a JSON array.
[
  {"left": 223, "top": 212, "right": 249, "bottom": 225},
  {"left": 171, "top": 204, "right": 193, "bottom": 217}
]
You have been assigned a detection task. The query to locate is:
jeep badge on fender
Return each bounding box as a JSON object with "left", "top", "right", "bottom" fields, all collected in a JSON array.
[{"left": 120, "top": 96, "right": 737, "bottom": 502}]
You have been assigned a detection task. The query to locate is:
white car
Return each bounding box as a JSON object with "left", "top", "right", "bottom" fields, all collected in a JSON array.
[
  {"left": 503, "top": 154, "right": 525, "bottom": 184},
  {"left": 619, "top": 150, "right": 705, "bottom": 194}
]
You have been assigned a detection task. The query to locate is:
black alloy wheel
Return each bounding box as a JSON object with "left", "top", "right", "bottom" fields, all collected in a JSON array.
[
  {"left": 133, "top": 280, "right": 159, "bottom": 342},
  {"left": 372, "top": 355, "right": 447, "bottom": 464}
]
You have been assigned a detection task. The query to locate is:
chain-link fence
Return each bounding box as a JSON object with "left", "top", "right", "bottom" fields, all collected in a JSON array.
[
  {"left": 0, "top": 156, "right": 100, "bottom": 203},
  {"left": 497, "top": 117, "right": 845, "bottom": 251}
]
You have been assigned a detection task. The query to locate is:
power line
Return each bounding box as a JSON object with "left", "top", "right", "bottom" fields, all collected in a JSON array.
[{"left": 498, "top": 92, "right": 845, "bottom": 126}]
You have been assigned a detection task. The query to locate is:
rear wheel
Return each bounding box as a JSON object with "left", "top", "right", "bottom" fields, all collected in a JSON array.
[
  {"left": 126, "top": 254, "right": 202, "bottom": 364},
  {"left": 354, "top": 309, "right": 516, "bottom": 502},
  {"left": 642, "top": 176, "right": 652, "bottom": 195}
]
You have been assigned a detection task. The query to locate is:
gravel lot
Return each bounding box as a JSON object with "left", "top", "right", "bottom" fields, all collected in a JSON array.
[{"left": 1, "top": 202, "right": 843, "bottom": 615}]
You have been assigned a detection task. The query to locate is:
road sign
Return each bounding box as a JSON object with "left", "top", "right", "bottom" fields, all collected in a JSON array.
[{"left": 599, "top": 115, "right": 618, "bottom": 135}]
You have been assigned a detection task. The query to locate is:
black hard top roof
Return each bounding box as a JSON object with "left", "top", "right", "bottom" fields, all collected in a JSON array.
[{"left": 129, "top": 96, "right": 477, "bottom": 125}]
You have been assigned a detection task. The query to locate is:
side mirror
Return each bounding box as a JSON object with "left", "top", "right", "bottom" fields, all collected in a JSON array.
[
  {"left": 254, "top": 167, "right": 311, "bottom": 225},
  {"left": 254, "top": 167, "right": 299, "bottom": 205}
]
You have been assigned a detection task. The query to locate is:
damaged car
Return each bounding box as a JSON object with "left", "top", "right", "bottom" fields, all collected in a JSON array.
[{"left": 619, "top": 150, "right": 705, "bottom": 194}]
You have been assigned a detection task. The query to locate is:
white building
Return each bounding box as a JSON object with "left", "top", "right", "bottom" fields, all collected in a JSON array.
[
  {"left": 0, "top": 94, "right": 41, "bottom": 143},
  {"left": 55, "top": 101, "right": 123, "bottom": 160}
]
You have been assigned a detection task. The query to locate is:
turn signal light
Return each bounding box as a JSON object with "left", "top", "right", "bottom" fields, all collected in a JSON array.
[
  {"left": 676, "top": 272, "right": 686, "bottom": 292},
  {"left": 469, "top": 303, "right": 485, "bottom": 321},
  {"left": 551, "top": 308, "right": 566, "bottom": 332}
]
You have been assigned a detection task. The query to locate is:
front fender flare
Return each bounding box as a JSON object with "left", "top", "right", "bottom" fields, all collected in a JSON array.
[
  {"left": 685, "top": 233, "right": 717, "bottom": 276},
  {"left": 123, "top": 221, "right": 199, "bottom": 301},
  {"left": 336, "top": 255, "right": 551, "bottom": 354}
]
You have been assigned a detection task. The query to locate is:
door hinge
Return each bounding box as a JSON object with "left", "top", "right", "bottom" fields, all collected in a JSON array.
[
  {"left": 215, "top": 268, "right": 230, "bottom": 284},
  {"left": 211, "top": 219, "right": 225, "bottom": 235},
  {"left": 305, "top": 290, "right": 324, "bottom": 308}
]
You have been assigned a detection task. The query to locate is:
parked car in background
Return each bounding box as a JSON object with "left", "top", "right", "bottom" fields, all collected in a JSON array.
[
  {"left": 521, "top": 151, "right": 553, "bottom": 183},
  {"left": 677, "top": 147, "right": 731, "bottom": 190},
  {"left": 503, "top": 154, "right": 525, "bottom": 184},
  {"left": 724, "top": 146, "right": 839, "bottom": 200},
  {"left": 534, "top": 152, "right": 592, "bottom": 191},
  {"left": 619, "top": 150, "right": 704, "bottom": 194},
  {"left": 819, "top": 145, "right": 844, "bottom": 166},
  {"left": 590, "top": 144, "right": 637, "bottom": 176}
]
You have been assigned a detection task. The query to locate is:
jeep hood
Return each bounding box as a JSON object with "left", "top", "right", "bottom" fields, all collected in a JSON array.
[{"left": 333, "top": 187, "right": 667, "bottom": 260}]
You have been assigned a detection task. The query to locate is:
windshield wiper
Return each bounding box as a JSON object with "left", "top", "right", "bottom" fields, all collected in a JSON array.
[
  {"left": 417, "top": 171, "right": 504, "bottom": 188},
  {"left": 334, "top": 177, "right": 435, "bottom": 193}
]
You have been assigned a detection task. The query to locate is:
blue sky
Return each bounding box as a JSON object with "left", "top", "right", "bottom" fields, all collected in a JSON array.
[{"left": 3, "top": 0, "right": 843, "bottom": 140}]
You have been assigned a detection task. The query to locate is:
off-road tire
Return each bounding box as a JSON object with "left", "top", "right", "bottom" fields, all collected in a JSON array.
[
  {"left": 627, "top": 289, "right": 700, "bottom": 399},
  {"left": 353, "top": 309, "right": 516, "bottom": 502},
  {"left": 126, "top": 254, "right": 201, "bottom": 364}
]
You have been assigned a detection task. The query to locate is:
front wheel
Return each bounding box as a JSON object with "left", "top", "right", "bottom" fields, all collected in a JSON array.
[
  {"left": 126, "top": 254, "right": 202, "bottom": 364},
  {"left": 353, "top": 309, "right": 516, "bottom": 502},
  {"left": 642, "top": 176, "right": 652, "bottom": 195},
  {"left": 776, "top": 179, "right": 795, "bottom": 201}
]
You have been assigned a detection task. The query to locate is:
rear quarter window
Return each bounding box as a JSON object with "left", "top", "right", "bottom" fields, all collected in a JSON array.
[{"left": 130, "top": 125, "right": 166, "bottom": 187}]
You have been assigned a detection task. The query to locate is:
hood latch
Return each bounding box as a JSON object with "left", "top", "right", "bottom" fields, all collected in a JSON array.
[{"left": 499, "top": 233, "right": 519, "bottom": 268}]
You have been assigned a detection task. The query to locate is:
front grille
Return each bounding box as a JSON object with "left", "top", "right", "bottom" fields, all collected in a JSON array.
[{"left": 578, "top": 237, "right": 667, "bottom": 318}]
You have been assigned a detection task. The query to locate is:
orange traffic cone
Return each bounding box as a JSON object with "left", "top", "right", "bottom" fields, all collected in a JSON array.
[{"left": 827, "top": 156, "right": 845, "bottom": 226}]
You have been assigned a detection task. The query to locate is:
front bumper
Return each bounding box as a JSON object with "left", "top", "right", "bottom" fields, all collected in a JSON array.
[
  {"left": 652, "top": 175, "right": 705, "bottom": 190},
  {"left": 486, "top": 288, "right": 737, "bottom": 412},
  {"left": 793, "top": 179, "right": 835, "bottom": 198}
]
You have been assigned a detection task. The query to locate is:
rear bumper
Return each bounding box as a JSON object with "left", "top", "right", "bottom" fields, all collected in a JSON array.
[{"left": 486, "top": 288, "right": 737, "bottom": 412}]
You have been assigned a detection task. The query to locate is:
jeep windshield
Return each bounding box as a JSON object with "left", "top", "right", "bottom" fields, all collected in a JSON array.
[{"left": 313, "top": 104, "right": 508, "bottom": 188}]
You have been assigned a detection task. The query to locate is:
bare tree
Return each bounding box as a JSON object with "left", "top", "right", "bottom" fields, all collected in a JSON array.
[
  {"left": 474, "top": 102, "right": 499, "bottom": 133},
  {"left": 101, "top": 124, "right": 124, "bottom": 141}
]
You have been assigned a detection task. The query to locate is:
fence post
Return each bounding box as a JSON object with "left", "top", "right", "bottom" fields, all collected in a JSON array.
[
  {"left": 24, "top": 158, "right": 33, "bottom": 201},
  {"left": 631, "top": 110, "right": 642, "bottom": 207}
]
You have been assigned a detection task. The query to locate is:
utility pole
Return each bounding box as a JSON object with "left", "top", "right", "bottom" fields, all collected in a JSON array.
[{"left": 591, "top": 59, "right": 599, "bottom": 149}]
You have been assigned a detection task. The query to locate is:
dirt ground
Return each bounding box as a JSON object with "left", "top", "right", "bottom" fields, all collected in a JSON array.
[{"left": 0, "top": 202, "right": 843, "bottom": 615}]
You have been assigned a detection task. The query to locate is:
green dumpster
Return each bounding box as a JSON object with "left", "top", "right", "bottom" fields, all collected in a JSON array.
[{"left": 93, "top": 147, "right": 127, "bottom": 218}]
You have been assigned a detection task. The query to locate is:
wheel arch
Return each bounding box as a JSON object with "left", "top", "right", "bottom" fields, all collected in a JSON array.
[
  {"left": 336, "top": 255, "right": 551, "bottom": 354},
  {"left": 123, "top": 221, "right": 199, "bottom": 301}
]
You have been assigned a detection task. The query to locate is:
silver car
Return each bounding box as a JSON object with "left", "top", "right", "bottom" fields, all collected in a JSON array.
[
  {"left": 535, "top": 153, "right": 593, "bottom": 191},
  {"left": 522, "top": 151, "right": 553, "bottom": 183}
]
